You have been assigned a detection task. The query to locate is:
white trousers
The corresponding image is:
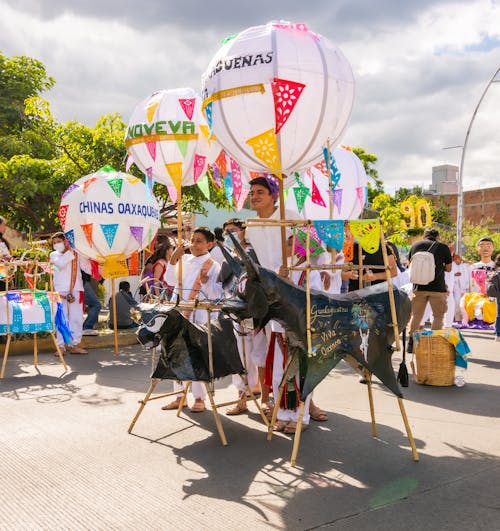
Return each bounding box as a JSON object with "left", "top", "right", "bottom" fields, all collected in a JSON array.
[
  {"left": 173, "top": 380, "right": 206, "bottom": 400},
  {"left": 231, "top": 324, "right": 264, "bottom": 393},
  {"left": 271, "top": 334, "right": 311, "bottom": 424},
  {"left": 56, "top": 294, "right": 84, "bottom": 347}
]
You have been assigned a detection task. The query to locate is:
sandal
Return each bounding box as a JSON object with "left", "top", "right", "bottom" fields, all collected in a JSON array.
[
  {"left": 68, "top": 346, "right": 88, "bottom": 355},
  {"left": 309, "top": 403, "right": 328, "bottom": 422},
  {"left": 190, "top": 399, "right": 206, "bottom": 413},
  {"left": 284, "top": 421, "right": 309, "bottom": 434},
  {"left": 273, "top": 420, "right": 288, "bottom": 432},
  {"left": 226, "top": 402, "right": 248, "bottom": 415},
  {"left": 161, "top": 397, "right": 185, "bottom": 411}
]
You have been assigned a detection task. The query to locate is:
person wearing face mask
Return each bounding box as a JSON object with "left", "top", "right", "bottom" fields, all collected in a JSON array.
[{"left": 50, "top": 232, "right": 87, "bottom": 355}]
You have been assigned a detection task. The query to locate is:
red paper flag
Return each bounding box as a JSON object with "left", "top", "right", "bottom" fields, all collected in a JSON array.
[
  {"left": 58, "top": 204, "right": 69, "bottom": 229},
  {"left": 81, "top": 223, "right": 94, "bottom": 246},
  {"left": 271, "top": 78, "right": 306, "bottom": 134},
  {"left": 311, "top": 176, "right": 326, "bottom": 207},
  {"left": 179, "top": 98, "right": 195, "bottom": 120},
  {"left": 215, "top": 150, "right": 227, "bottom": 177}
]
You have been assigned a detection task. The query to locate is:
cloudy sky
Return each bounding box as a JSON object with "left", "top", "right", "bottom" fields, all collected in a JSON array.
[{"left": 1, "top": 0, "right": 499, "bottom": 193}]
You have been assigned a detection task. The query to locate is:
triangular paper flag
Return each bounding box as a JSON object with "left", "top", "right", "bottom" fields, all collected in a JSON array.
[
  {"left": 128, "top": 251, "right": 139, "bottom": 275},
  {"left": 100, "top": 223, "right": 119, "bottom": 249},
  {"left": 311, "top": 176, "right": 326, "bottom": 207},
  {"left": 343, "top": 227, "right": 354, "bottom": 261},
  {"left": 65, "top": 229, "right": 75, "bottom": 248},
  {"left": 330, "top": 154, "right": 342, "bottom": 189},
  {"left": 179, "top": 98, "right": 195, "bottom": 120},
  {"left": 224, "top": 176, "right": 234, "bottom": 204},
  {"left": 193, "top": 154, "right": 206, "bottom": 183},
  {"left": 126, "top": 176, "right": 141, "bottom": 184},
  {"left": 167, "top": 185, "right": 178, "bottom": 203},
  {"left": 246, "top": 129, "right": 282, "bottom": 176},
  {"left": 129, "top": 226, "right": 144, "bottom": 246},
  {"left": 314, "top": 158, "right": 328, "bottom": 177},
  {"left": 331, "top": 188, "right": 343, "bottom": 213},
  {"left": 62, "top": 183, "right": 78, "bottom": 199},
  {"left": 83, "top": 177, "right": 96, "bottom": 193},
  {"left": 271, "top": 78, "right": 306, "bottom": 134},
  {"left": 197, "top": 174, "right": 210, "bottom": 199},
  {"left": 199, "top": 124, "right": 210, "bottom": 140},
  {"left": 236, "top": 187, "right": 249, "bottom": 211},
  {"left": 215, "top": 150, "right": 227, "bottom": 178},
  {"left": 293, "top": 227, "right": 324, "bottom": 257},
  {"left": 107, "top": 178, "right": 123, "bottom": 198},
  {"left": 212, "top": 166, "right": 222, "bottom": 188},
  {"left": 230, "top": 157, "right": 242, "bottom": 203},
  {"left": 125, "top": 155, "right": 134, "bottom": 172},
  {"left": 350, "top": 220, "right": 381, "bottom": 254},
  {"left": 58, "top": 205, "right": 69, "bottom": 229},
  {"left": 81, "top": 223, "right": 93, "bottom": 246},
  {"left": 145, "top": 99, "right": 160, "bottom": 123},
  {"left": 176, "top": 139, "right": 188, "bottom": 158},
  {"left": 101, "top": 253, "right": 129, "bottom": 279},
  {"left": 165, "top": 162, "right": 183, "bottom": 191},
  {"left": 314, "top": 220, "right": 345, "bottom": 251},
  {"left": 205, "top": 102, "right": 213, "bottom": 132},
  {"left": 146, "top": 141, "right": 157, "bottom": 161},
  {"left": 293, "top": 185, "right": 310, "bottom": 212}
]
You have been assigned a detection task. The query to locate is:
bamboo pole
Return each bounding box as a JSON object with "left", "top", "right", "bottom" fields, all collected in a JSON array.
[
  {"left": 278, "top": 178, "right": 287, "bottom": 270},
  {"left": 204, "top": 382, "right": 228, "bottom": 446},
  {"left": 177, "top": 188, "right": 183, "bottom": 296},
  {"left": 111, "top": 278, "right": 119, "bottom": 354},
  {"left": 379, "top": 225, "right": 401, "bottom": 351},
  {"left": 128, "top": 378, "right": 160, "bottom": 433},
  {"left": 397, "top": 397, "right": 420, "bottom": 461},
  {"left": 366, "top": 372, "right": 377, "bottom": 437},
  {"left": 290, "top": 400, "right": 306, "bottom": 467},
  {"left": 1, "top": 264, "right": 11, "bottom": 379}
]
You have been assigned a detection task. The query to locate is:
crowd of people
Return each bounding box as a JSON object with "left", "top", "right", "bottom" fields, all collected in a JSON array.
[{"left": 1, "top": 182, "right": 499, "bottom": 425}]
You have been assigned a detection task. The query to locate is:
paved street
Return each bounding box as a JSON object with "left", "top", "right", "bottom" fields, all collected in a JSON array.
[{"left": 1, "top": 329, "right": 499, "bottom": 530}]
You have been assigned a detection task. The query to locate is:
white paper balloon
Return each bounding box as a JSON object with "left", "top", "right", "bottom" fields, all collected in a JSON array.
[
  {"left": 285, "top": 147, "right": 368, "bottom": 220},
  {"left": 58, "top": 167, "right": 160, "bottom": 263},
  {"left": 125, "top": 88, "right": 214, "bottom": 190},
  {"left": 201, "top": 21, "right": 355, "bottom": 176}
]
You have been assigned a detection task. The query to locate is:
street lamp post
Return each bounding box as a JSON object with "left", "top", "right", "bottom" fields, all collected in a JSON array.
[{"left": 455, "top": 67, "right": 500, "bottom": 254}]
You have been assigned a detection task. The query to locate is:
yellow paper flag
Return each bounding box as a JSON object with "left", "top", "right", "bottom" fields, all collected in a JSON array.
[
  {"left": 245, "top": 128, "right": 282, "bottom": 177},
  {"left": 349, "top": 220, "right": 381, "bottom": 254},
  {"left": 165, "top": 162, "right": 183, "bottom": 191},
  {"left": 100, "top": 254, "right": 129, "bottom": 279},
  {"left": 145, "top": 100, "right": 160, "bottom": 123}
]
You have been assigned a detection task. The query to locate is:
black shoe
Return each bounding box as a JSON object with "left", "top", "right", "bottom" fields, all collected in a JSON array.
[{"left": 407, "top": 337, "right": 413, "bottom": 354}]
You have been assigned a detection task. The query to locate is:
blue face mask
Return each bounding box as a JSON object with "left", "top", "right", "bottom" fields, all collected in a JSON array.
[{"left": 224, "top": 235, "right": 235, "bottom": 250}]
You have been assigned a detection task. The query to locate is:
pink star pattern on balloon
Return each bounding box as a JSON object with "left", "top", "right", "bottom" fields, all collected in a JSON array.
[{"left": 271, "top": 78, "right": 306, "bottom": 134}]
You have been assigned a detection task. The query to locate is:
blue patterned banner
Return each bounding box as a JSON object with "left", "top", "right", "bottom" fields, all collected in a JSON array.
[
  {"left": 100, "top": 223, "right": 119, "bottom": 249},
  {"left": 313, "top": 220, "right": 345, "bottom": 251}
]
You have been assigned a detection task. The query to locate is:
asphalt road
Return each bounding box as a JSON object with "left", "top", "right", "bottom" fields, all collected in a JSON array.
[{"left": 0, "top": 329, "right": 499, "bottom": 530}]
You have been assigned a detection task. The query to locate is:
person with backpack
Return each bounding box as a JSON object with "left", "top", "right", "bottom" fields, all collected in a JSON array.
[{"left": 407, "top": 228, "right": 452, "bottom": 352}]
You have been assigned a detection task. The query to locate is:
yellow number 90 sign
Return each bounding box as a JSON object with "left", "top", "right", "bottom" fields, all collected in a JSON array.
[{"left": 400, "top": 199, "right": 432, "bottom": 230}]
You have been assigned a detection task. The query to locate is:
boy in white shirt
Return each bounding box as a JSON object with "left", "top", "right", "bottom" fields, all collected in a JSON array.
[{"left": 161, "top": 227, "right": 222, "bottom": 413}]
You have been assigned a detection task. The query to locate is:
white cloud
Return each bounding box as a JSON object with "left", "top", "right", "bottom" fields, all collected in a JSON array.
[{"left": 1, "top": 0, "right": 499, "bottom": 192}]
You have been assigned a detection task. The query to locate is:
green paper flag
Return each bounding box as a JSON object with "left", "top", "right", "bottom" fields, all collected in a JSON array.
[
  {"left": 99, "top": 165, "right": 115, "bottom": 173},
  {"left": 176, "top": 139, "right": 188, "bottom": 158},
  {"left": 197, "top": 173, "right": 210, "bottom": 199},
  {"left": 107, "top": 178, "right": 123, "bottom": 198},
  {"left": 293, "top": 185, "right": 310, "bottom": 213}
]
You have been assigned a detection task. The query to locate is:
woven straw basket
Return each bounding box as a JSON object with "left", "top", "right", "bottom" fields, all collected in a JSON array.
[{"left": 412, "top": 334, "right": 455, "bottom": 386}]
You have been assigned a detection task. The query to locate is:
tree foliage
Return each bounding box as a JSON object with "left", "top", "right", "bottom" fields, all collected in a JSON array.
[{"left": 0, "top": 51, "right": 234, "bottom": 235}]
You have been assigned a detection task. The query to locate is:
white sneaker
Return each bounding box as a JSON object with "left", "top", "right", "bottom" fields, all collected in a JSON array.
[{"left": 82, "top": 329, "right": 99, "bottom": 336}]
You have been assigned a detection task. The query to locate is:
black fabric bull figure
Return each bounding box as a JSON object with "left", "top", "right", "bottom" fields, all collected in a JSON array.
[
  {"left": 220, "top": 235, "right": 411, "bottom": 399},
  {"left": 137, "top": 304, "right": 244, "bottom": 381}
]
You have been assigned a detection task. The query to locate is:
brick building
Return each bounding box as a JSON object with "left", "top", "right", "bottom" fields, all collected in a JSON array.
[{"left": 424, "top": 164, "right": 500, "bottom": 232}]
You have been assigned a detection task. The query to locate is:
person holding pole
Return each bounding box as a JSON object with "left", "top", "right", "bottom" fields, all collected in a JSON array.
[{"left": 161, "top": 227, "right": 222, "bottom": 413}]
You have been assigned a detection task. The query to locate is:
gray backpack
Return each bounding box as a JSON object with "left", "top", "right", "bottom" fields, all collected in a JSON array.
[{"left": 409, "top": 242, "right": 437, "bottom": 285}]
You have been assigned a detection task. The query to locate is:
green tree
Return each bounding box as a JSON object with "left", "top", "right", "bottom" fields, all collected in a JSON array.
[{"left": 352, "top": 147, "right": 384, "bottom": 203}]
